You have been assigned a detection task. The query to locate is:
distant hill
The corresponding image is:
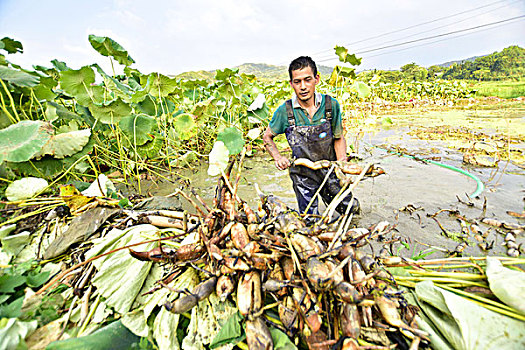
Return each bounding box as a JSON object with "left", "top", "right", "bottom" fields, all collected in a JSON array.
[
  {"left": 436, "top": 55, "right": 485, "bottom": 68},
  {"left": 174, "top": 63, "right": 334, "bottom": 82}
]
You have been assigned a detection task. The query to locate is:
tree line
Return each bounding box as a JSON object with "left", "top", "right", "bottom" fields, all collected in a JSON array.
[{"left": 360, "top": 45, "right": 524, "bottom": 82}]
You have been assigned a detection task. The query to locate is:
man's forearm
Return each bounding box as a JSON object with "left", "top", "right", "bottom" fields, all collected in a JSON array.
[
  {"left": 334, "top": 136, "right": 347, "bottom": 161},
  {"left": 263, "top": 127, "right": 281, "bottom": 160}
]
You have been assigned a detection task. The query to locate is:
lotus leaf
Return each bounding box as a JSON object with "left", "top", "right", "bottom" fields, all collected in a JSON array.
[
  {"left": 173, "top": 113, "right": 196, "bottom": 140},
  {"left": 215, "top": 68, "right": 239, "bottom": 81},
  {"left": 50, "top": 59, "right": 69, "bottom": 71},
  {"left": 5, "top": 177, "right": 48, "bottom": 201},
  {"left": 32, "top": 84, "right": 57, "bottom": 101},
  {"left": 334, "top": 46, "right": 362, "bottom": 66},
  {"left": 91, "top": 63, "right": 131, "bottom": 101},
  {"left": 271, "top": 328, "right": 297, "bottom": 350},
  {"left": 6, "top": 137, "right": 95, "bottom": 179},
  {"left": 33, "top": 129, "right": 91, "bottom": 159},
  {"left": 133, "top": 96, "right": 159, "bottom": 116},
  {"left": 81, "top": 174, "right": 116, "bottom": 197},
  {"left": 45, "top": 101, "right": 83, "bottom": 123},
  {"left": 0, "top": 120, "right": 53, "bottom": 164},
  {"left": 217, "top": 127, "right": 244, "bottom": 155},
  {"left": 0, "top": 37, "right": 23, "bottom": 54},
  {"left": 59, "top": 66, "right": 104, "bottom": 106},
  {"left": 353, "top": 81, "right": 371, "bottom": 99},
  {"left": 182, "top": 292, "right": 237, "bottom": 350},
  {"left": 85, "top": 225, "right": 158, "bottom": 314},
  {"left": 88, "top": 35, "right": 135, "bottom": 66},
  {"left": 136, "top": 136, "right": 164, "bottom": 158},
  {"left": 46, "top": 320, "right": 139, "bottom": 350},
  {"left": 208, "top": 141, "right": 229, "bottom": 176},
  {"left": 88, "top": 98, "right": 131, "bottom": 124},
  {"left": 415, "top": 281, "right": 525, "bottom": 350},
  {"left": 248, "top": 103, "right": 269, "bottom": 123},
  {"left": 209, "top": 312, "right": 244, "bottom": 349},
  {"left": 329, "top": 66, "right": 356, "bottom": 85},
  {"left": 0, "top": 318, "right": 37, "bottom": 350},
  {"left": 1, "top": 231, "right": 31, "bottom": 257},
  {"left": 130, "top": 88, "right": 149, "bottom": 103},
  {"left": 247, "top": 94, "right": 265, "bottom": 111},
  {"left": 0, "top": 66, "right": 39, "bottom": 87},
  {"left": 486, "top": 257, "right": 525, "bottom": 315},
  {"left": 119, "top": 114, "right": 156, "bottom": 146},
  {"left": 247, "top": 127, "right": 261, "bottom": 140},
  {"left": 145, "top": 73, "right": 178, "bottom": 98}
]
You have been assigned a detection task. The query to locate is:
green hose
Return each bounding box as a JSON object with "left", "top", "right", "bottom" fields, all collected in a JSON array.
[{"left": 366, "top": 143, "right": 484, "bottom": 198}]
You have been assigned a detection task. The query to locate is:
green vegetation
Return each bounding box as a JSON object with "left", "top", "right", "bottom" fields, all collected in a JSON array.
[
  {"left": 473, "top": 80, "right": 525, "bottom": 99},
  {"left": 359, "top": 46, "right": 525, "bottom": 86}
]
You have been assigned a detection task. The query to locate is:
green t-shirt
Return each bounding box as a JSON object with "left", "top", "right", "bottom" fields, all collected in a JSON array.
[{"left": 268, "top": 94, "right": 343, "bottom": 138}]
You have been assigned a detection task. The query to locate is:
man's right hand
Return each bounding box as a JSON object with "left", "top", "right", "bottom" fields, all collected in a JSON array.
[{"left": 275, "top": 155, "right": 291, "bottom": 170}]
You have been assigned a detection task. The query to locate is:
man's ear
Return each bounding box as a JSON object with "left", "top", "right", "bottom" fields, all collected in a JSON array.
[{"left": 315, "top": 74, "right": 320, "bottom": 84}]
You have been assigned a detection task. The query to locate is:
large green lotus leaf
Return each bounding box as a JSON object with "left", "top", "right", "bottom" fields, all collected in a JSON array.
[
  {"left": 89, "top": 98, "right": 131, "bottom": 124},
  {"left": 6, "top": 137, "right": 95, "bottom": 179},
  {"left": 208, "top": 141, "right": 229, "bottom": 176},
  {"left": 59, "top": 66, "right": 104, "bottom": 106},
  {"left": 119, "top": 115, "right": 156, "bottom": 146},
  {"left": 415, "top": 281, "right": 525, "bottom": 350},
  {"left": 88, "top": 35, "right": 135, "bottom": 66},
  {"left": 353, "top": 81, "right": 371, "bottom": 99},
  {"left": 130, "top": 89, "right": 148, "bottom": 103},
  {"left": 33, "top": 84, "right": 57, "bottom": 101},
  {"left": 247, "top": 103, "right": 269, "bottom": 123},
  {"left": 133, "top": 96, "right": 157, "bottom": 115},
  {"left": 51, "top": 59, "right": 69, "bottom": 72},
  {"left": 91, "top": 63, "right": 131, "bottom": 101},
  {"left": 136, "top": 136, "right": 164, "bottom": 158},
  {"left": 33, "top": 129, "right": 91, "bottom": 159},
  {"left": 173, "top": 113, "right": 195, "bottom": 141},
  {"left": 0, "top": 66, "right": 39, "bottom": 87},
  {"left": 45, "top": 101, "right": 83, "bottom": 123},
  {"left": 334, "top": 46, "right": 362, "bottom": 66},
  {"left": 486, "top": 257, "right": 525, "bottom": 315},
  {"left": 217, "top": 127, "right": 244, "bottom": 155},
  {"left": 328, "top": 66, "right": 356, "bottom": 86},
  {"left": 5, "top": 177, "right": 48, "bottom": 201},
  {"left": 0, "top": 120, "right": 53, "bottom": 164},
  {"left": 215, "top": 68, "right": 238, "bottom": 81},
  {"left": 145, "top": 73, "right": 178, "bottom": 98},
  {"left": 85, "top": 225, "right": 157, "bottom": 314},
  {"left": 46, "top": 320, "right": 140, "bottom": 350},
  {"left": 0, "top": 37, "right": 23, "bottom": 54},
  {"left": 181, "top": 79, "right": 208, "bottom": 90}
]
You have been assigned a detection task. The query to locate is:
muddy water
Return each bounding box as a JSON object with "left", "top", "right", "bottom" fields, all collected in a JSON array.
[{"left": 139, "top": 108, "right": 525, "bottom": 258}]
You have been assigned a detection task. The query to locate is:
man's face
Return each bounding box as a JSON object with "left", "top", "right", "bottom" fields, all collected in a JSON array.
[{"left": 290, "top": 67, "right": 319, "bottom": 103}]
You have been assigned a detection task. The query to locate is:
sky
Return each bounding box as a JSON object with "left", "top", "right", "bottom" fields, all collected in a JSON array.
[{"left": 0, "top": 0, "right": 524, "bottom": 76}]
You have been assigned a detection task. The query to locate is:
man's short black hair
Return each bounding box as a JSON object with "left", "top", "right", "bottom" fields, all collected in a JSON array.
[{"left": 288, "top": 56, "right": 318, "bottom": 81}]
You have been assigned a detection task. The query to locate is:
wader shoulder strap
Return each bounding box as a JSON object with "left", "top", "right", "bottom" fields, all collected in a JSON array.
[
  {"left": 324, "top": 95, "right": 332, "bottom": 122},
  {"left": 285, "top": 99, "right": 295, "bottom": 126}
]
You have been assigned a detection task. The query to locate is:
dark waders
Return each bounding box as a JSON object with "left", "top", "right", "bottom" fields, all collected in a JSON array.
[{"left": 284, "top": 95, "right": 359, "bottom": 217}]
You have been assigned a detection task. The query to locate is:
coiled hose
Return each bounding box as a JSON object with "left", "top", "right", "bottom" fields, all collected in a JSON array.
[{"left": 365, "top": 142, "right": 484, "bottom": 198}]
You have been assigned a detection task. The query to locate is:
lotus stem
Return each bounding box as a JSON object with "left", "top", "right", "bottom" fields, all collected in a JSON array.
[
  {"left": 408, "top": 270, "right": 485, "bottom": 280},
  {"left": 0, "top": 204, "right": 60, "bottom": 227},
  {"left": 438, "top": 284, "right": 525, "bottom": 322},
  {"left": 394, "top": 276, "right": 488, "bottom": 288}
]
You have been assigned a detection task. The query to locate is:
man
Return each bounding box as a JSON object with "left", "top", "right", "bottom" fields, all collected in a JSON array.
[{"left": 262, "top": 56, "right": 359, "bottom": 219}]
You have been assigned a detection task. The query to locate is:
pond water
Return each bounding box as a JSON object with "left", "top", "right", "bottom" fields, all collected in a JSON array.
[{"left": 137, "top": 107, "right": 525, "bottom": 258}]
